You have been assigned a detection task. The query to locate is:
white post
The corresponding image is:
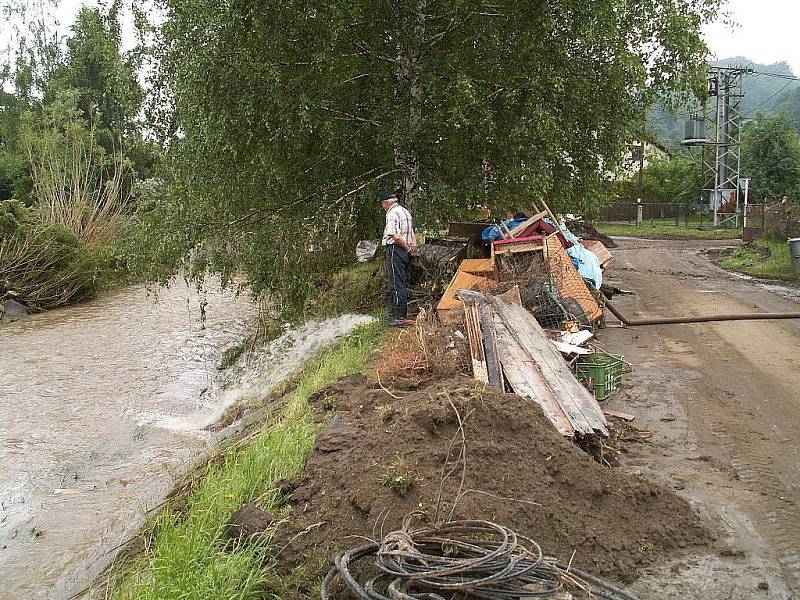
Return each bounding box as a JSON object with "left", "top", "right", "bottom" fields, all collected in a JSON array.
[{"left": 742, "top": 178, "right": 750, "bottom": 229}]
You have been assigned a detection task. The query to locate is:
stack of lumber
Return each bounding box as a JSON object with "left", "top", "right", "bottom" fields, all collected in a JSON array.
[{"left": 458, "top": 290, "right": 609, "bottom": 439}]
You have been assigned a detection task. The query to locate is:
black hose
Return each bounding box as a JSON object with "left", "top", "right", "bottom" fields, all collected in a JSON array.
[{"left": 604, "top": 298, "right": 800, "bottom": 326}]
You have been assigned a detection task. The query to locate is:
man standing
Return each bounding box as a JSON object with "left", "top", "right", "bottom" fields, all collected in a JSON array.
[{"left": 379, "top": 191, "right": 416, "bottom": 326}]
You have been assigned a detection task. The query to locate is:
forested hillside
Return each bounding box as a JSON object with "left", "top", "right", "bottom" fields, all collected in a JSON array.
[{"left": 647, "top": 57, "right": 800, "bottom": 145}]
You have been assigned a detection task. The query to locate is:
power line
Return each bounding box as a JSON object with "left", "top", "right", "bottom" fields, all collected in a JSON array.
[
  {"left": 750, "top": 69, "right": 800, "bottom": 82},
  {"left": 742, "top": 79, "right": 796, "bottom": 119}
]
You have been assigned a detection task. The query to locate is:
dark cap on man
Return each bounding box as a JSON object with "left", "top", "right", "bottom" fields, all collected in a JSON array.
[{"left": 379, "top": 191, "right": 398, "bottom": 203}]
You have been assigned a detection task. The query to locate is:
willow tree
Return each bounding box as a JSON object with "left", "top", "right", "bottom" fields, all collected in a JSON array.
[{"left": 146, "top": 0, "right": 721, "bottom": 314}]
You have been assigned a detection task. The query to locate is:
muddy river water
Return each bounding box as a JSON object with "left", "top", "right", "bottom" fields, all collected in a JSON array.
[{"left": 0, "top": 281, "right": 371, "bottom": 600}]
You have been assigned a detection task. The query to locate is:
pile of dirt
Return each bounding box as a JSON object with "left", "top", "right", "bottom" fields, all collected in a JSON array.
[
  {"left": 273, "top": 375, "right": 712, "bottom": 590},
  {"left": 570, "top": 220, "right": 618, "bottom": 248}
]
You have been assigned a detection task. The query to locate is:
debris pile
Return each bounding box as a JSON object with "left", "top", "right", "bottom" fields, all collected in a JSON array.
[
  {"left": 459, "top": 290, "right": 608, "bottom": 439},
  {"left": 275, "top": 378, "right": 712, "bottom": 590},
  {"left": 423, "top": 203, "right": 619, "bottom": 442}
]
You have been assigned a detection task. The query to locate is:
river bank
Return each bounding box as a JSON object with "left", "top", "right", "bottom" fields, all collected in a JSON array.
[
  {"left": 100, "top": 317, "right": 714, "bottom": 600},
  {"left": 95, "top": 237, "right": 800, "bottom": 599},
  {"left": 0, "top": 281, "right": 372, "bottom": 600},
  {"left": 104, "top": 323, "right": 385, "bottom": 599}
]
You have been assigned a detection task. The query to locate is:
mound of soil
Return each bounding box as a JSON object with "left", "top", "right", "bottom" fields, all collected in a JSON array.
[
  {"left": 570, "top": 220, "right": 618, "bottom": 248},
  {"left": 275, "top": 375, "right": 711, "bottom": 589}
]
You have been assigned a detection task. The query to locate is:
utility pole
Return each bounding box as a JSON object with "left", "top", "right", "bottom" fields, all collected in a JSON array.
[
  {"left": 682, "top": 67, "right": 747, "bottom": 228},
  {"left": 705, "top": 67, "right": 746, "bottom": 226}
]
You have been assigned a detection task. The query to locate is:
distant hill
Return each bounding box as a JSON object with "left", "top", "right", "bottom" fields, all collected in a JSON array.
[{"left": 647, "top": 57, "right": 800, "bottom": 145}]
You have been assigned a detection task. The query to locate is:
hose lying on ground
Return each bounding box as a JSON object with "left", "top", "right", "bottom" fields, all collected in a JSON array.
[
  {"left": 604, "top": 298, "right": 800, "bottom": 326},
  {"left": 321, "top": 519, "right": 640, "bottom": 600}
]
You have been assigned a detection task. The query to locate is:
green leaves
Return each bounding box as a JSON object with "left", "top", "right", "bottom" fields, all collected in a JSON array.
[
  {"left": 742, "top": 111, "right": 800, "bottom": 202},
  {"left": 145, "top": 0, "right": 722, "bottom": 315}
]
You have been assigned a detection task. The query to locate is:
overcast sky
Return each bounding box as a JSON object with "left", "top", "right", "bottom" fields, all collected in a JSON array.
[
  {"left": 52, "top": 0, "right": 800, "bottom": 76},
  {"left": 703, "top": 0, "right": 800, "bottom": 74},
  {"left": 25, "top": 0, "right": 789, "bottom": 79}
]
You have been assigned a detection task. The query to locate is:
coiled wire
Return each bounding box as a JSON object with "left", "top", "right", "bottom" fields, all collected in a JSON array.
[{"left": 321, "top": 520, "right": 640, "bottom": 600}]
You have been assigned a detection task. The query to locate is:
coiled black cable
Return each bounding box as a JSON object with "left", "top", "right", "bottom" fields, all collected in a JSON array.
[{"left": 321, "top": 520, "right": 640, "bottom": 600}]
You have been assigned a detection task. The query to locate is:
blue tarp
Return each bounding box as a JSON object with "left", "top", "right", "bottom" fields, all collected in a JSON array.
[
  {"left": 481, "top": 218, "right": 529, "bottom": 242},
  {"left": 560, "top": 220, "right": 603, "bottom": 289}
]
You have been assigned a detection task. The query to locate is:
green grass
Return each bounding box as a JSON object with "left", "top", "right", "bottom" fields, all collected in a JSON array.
[
  {"left": 598, "top": 220, "right": 743, "bottom": 240},
  {"left": 108, "top": 322, "right": 385, "bottom": 600},
  {"left": 305, "top": 261, "right": 384, "bottom": 319},
  {"left": 719, "top": 240, "right": 800, "bottom": 280}
]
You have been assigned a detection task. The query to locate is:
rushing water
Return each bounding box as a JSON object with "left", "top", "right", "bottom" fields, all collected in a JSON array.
[{"left": 0, "top": 281, "right": 372, "bottom": 600}]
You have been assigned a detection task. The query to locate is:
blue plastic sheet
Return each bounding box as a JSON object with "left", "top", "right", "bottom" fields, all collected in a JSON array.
[
  {"left": 481, "top": 218, "right": 529, "bottom": 243},
  {"left": 560, "top": 220, "right": 603, "bottom": 289}
]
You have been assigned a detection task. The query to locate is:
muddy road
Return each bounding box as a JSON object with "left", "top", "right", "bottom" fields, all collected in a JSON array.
[
  {"left": 599, "top": 238, "right": 800, "bottom": 599},
  {"left": 0, "top": 281, "right": 370, "bottom": 600}
]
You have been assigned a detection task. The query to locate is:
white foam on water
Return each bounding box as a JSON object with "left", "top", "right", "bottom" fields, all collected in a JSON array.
[{"left": 150, "top": 314, "right": 375, "bottom": 432}]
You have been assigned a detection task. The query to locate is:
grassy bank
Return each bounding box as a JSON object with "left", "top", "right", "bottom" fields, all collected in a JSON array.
[
  {"left": 718, "top": 240, "right": 800, "bottom": 280},
  {"left": 598, "top": 220, "right": 742, "bottom": 240},
  {"left": 108, "top": 322, "right": 385, "bottom": 600}
]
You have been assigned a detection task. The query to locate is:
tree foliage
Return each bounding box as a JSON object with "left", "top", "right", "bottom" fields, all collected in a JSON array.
[
  {"left": 0, "top": 3, "right": 149, "bottom": 310},
  {"left": 617, "top": 151, "right": 704, "bottom": 205},
  {"left": 0, "top": 200, "right": 101, "bottom": 310},
  {"left": 144, "top": 0, "right": 721, "bottom": 316},
  {"left": 52, "top": 6, "right": 143, "bottom": 143},
  {"left": 742, "top": 111, "right": 800, "bottom": 202}
]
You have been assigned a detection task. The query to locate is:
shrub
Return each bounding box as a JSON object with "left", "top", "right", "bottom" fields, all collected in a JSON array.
[{"left": 0, "top": 217, "right": 101, "bottom": 310}]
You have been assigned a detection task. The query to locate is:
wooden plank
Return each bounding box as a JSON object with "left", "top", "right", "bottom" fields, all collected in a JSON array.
[
  {"left": 492, "top": 241, "right": 545, "bottom": 256},
  {"left": 604, "top": 410, "right": 635, "bottom": 422},
  {"left": 544, "top": 236, "right": 603, "bottom": 321},
  {"left": 507, "top": 211, "right": 548, "bottom": 238},
  {"left": 493, "top": 316, "right": 575, "bottom": 436},
  {"left": 437, "top": 270, "right": 497, "bottom": 311},
  {"left": 490, "top": 296, "right": 608, "bottom": 437},
  {"left": 539, "top": 199, "right": 562, "bottom": 235},
  {"left": 500, "top": 314, "right": 597, "bottom": 435},
  {"left": 478, "top": 302, "right": 504, "bottom": 391},
  {"left": 459, "top": 258, "right": 495, "bottom": 276},
  {"left": 463, "top": 300, "right": 488, "bottom": 383},
  {"left": 582, "top": 240, "right": 613, "bottom": 267}
]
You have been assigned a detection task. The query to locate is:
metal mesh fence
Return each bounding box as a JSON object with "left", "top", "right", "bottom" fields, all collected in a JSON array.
[{"left": 493, "top": 237, "right": 600, "bottom": 330}]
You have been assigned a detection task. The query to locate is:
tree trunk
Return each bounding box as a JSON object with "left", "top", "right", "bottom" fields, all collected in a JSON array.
[{"left": 395, "top": 0, "right": 425, "bottom": 206}]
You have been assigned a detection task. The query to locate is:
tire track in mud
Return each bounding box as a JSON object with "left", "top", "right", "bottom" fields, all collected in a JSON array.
[{"left": 708, "top": 420, "right": 800, "bottom": 594}]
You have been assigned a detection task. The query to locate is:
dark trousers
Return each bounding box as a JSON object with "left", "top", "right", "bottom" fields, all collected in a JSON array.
[{"left": 386, "top": 244, "right": 410, "bottom": 319}]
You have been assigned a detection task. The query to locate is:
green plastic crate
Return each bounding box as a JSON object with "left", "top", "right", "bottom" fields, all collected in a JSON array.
[{"left": 577, "top": 352, "right": 623, "bottom": 401}]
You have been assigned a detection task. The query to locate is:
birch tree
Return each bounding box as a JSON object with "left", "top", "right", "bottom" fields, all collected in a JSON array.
[{"left": 145, "top": 0, "right": 723, "bottom": 313}]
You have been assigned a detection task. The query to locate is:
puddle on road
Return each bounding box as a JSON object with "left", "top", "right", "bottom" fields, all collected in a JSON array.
[{"left": 0, "top": 281, "right": 372, "bottom": 600}]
